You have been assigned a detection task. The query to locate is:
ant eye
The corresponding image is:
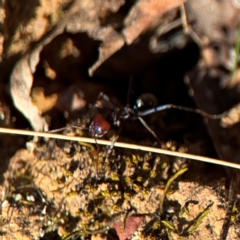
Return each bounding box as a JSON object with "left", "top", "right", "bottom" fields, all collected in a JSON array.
[
  {"left": 135, "top": 93, "right": 158, "bottom": 110},
  {"left": 89, "top": 114, "right": 111, "bottom": 138}
]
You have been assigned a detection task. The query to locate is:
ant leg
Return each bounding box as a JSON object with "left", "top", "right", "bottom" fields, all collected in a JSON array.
[
  {"left": 49, "top": 125, "right": 85, "bottom": 133},
  {"left": 138, "top": 116, "right": 161, "bottom": 145},
  {"left": 93, "top": 137, "right": 100, "bottom": 179},
  {"left": 106, "top": 135, "right": 118, "bottom": 158},
  {"left": 95, "top": 92, "right": 120, "bottom": 111},
  {"left": 102, "top": 125, "right": 122, "bottom": 170},
  {"left": 105, "top": 126, "right": 121, "bottom": 161},
  {"left": 138, "top": 104, "right": 227, "bottom": 119},
  {"left": 49, "top": 126, "right": 71, "bottom": 133},
  {"left": 97, "top": 92, "right": 111, "bottom": 102},
  {"left": 126, "top": 77, "right": 133, "bottom": 105}
]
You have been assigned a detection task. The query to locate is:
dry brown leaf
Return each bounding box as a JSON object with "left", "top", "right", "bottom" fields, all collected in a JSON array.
[
  {"left": 122, "top": 0, "right": 187, "bottom": 45},
  {"left": 9, "top": 31, "right": 64, "bottom": 131},
  {"left": 9, "top": 0, "right": 126, "bottom": 128},
  {"left": 9, "top": 1, "right": 81, "bottom": 131},
  {"left": 9, "top": 0, "right": 187, "bottom": 128},
  {"left": 221, "top": 102, "right": 240, "bottom": 127},
  {"left": 91, "top": 234, "right": 107, "bottom": 240},
  {"left": 56, "top": 85, "right": 87, "bottom": 114},
  {"left": 64, "top": 0, "right": 125, "bottom": 76},
  {"left": 112, "top": 215, "right": 145, "bottom": 240},
  {"left": 222, "top": 68, "right": 240, "bottom": 88},
  {"left": 2, "top": 0, "right": 68, "bottom": 60},
  {"left": 90, "top": 0, "right": 187, "bottom": 75},
  {"left": 10, "top": 47, "right": 49, "bottom": 131},
  {"left": 185, "top": 0, "right": 240, "bottom": 43},
  {"left": 31, "top": 88, "right": 58, "bottom": 113},
  {"left": 88, "top": 26, "right": 125, "bottom": 76}
]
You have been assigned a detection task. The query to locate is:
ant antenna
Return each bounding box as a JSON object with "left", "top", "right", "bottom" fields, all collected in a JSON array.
[
  {"left": 95, "top": 92, "right": 120, "bottom": 112},
  {"left": 49, "top": 125, "right": 85, "bottom": 133},
  {"left": 138, "top": 104, "right": 227, "bottom": 119},
  {"left": 126, "top": 77, "right": 133, "bottom": 106}
]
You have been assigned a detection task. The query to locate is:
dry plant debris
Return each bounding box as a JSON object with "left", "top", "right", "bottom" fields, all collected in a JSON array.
[
  {"left": 1, "top": 0, "right": 240, "bottom": 239},
  {"left": 7, "top": 0, "right": 185, "bottom": 131},
  {"left": 2, "top": 137, "right": 239, "bottom": 240}
]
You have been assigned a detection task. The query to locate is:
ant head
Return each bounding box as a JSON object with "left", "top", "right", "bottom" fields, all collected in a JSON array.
[
  {"left": 134, "top": 93, "right": 158, "bottom": 110},
  {"left": 88, "top": 114, "right": 111, "bottom": 138}
]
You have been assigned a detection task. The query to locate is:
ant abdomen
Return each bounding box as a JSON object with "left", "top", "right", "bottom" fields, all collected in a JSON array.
[{"left": 88, "top": 114, "right": 111, "bottom": 138}]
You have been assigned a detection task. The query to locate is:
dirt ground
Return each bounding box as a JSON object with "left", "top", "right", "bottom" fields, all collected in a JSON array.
[{"left": 1, "top": 1, "right": 240, "bottom": 240}]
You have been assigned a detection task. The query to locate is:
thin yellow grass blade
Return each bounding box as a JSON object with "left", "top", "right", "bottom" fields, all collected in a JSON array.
[
  {"left": 0, "top": 127, "right": 239, "bottom": 170},
  {"left": 160, "top": 168, "right": 188, "bottom": 212}
]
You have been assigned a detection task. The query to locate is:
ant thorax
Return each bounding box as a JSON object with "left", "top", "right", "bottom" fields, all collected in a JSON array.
[{"left": 119, "top": 105, "right": 135, "bottom": 120}]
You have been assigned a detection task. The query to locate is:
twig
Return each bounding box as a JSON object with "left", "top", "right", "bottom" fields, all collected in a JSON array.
[{"left": 0, "top": 127, "right": 240, "bottom": 170}]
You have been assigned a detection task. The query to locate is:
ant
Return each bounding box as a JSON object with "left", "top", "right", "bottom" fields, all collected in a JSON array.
[
  {"left": 51, "top": 89, "right": 227, "bottom": 145},
  {"left": 49, "top": 87, "right": 227, "bottom": 179},
  {"left": 86, "top": 91, "right": 226, "bottom": 145}
]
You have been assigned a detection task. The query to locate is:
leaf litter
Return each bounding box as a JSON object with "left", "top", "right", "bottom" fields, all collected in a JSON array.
[{"left": 1, "top": 0, "right": 240, "bottom": 240}]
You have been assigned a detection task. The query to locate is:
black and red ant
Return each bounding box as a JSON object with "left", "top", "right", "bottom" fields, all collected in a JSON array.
[
  {"left": 49, "top": 87, "right": 228, "bottom": 179},
  {"left": 86, "top": 91, "right": 226, "bottom": 145},
  {"left": 51, "top": 89, "right": 226, "bottom": 145}
]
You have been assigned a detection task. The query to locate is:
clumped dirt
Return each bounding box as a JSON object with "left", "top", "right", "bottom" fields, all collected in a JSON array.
[
  {"left": 3, "top": 136, "right": 237, "bottom": 240},
  {"left": 1, "top": 1, "right": 240, "bottom": 240}
]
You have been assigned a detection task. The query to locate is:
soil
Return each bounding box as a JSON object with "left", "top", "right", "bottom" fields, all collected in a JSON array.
[{"left": 0, "top": 1, "right": 240, "bottom": 240}]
